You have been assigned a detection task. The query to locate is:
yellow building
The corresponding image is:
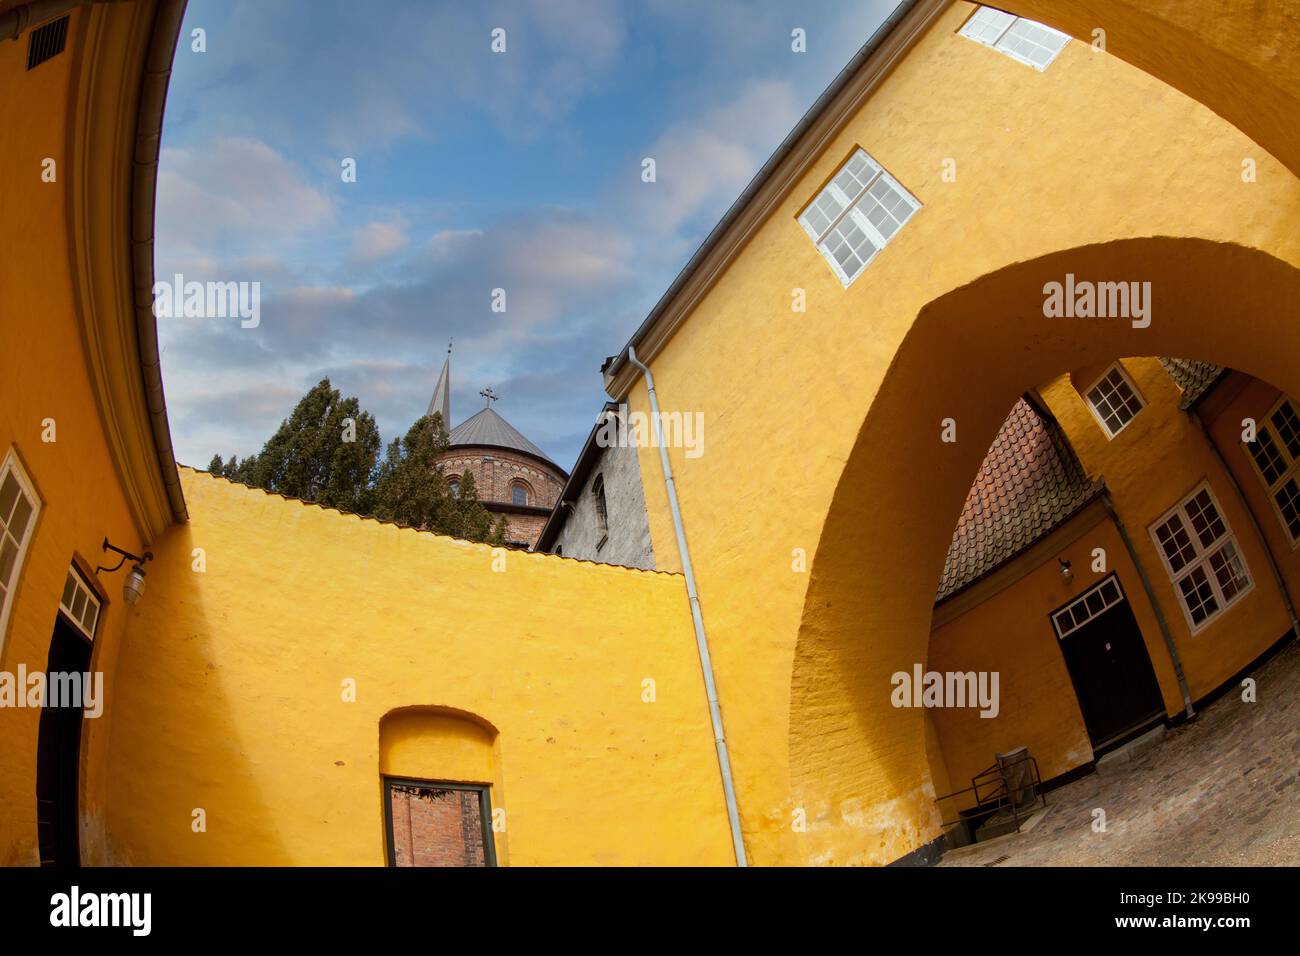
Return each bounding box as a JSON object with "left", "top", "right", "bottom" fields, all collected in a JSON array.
[{"left": 1, "top": 0, "right": 1298, "bottom": 867}]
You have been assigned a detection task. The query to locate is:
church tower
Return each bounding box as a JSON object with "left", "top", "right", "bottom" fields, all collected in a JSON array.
[{"left": 428, "top": 353, "right": 568, "bottom": 548}]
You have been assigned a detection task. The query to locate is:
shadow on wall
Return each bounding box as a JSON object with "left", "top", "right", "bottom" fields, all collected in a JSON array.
[{"left": 789, "top": 237, "right": 1300, "bottom": 865}]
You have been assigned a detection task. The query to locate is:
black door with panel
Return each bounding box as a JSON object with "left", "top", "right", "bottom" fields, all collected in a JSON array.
[
  {"left": 36, "top": 616, "right": 91, "bottom": 866},
  {"left": 1058, "top": 597, "right": 1165, "bottom": 749}
]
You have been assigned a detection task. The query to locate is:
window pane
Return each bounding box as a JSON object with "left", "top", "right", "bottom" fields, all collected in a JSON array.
[
  {"left": 61, "top": 572, "right": 76, "bottom": 609},
  {"left": 1086, "top": 366, "right": 1143, "bottom": 436},
  {"left": 996, "top": 18, "right": 1070, "bottom": 69},
  {"left": 1185, "top": 489, "right": 1226, "bottom": 548},
  {"left": 1270, "top": 401, "right": 1300, "bottom": 460},
  {"left": 1248, "top": 427, "right": 1287, "bottom": 485},
  {"left": 0, "top": 474, "right": 18, "bottom": 526},
  {"left": 959, "top": 6, "right": 1015, "bottom": 46},
  {"left": 1275, "top": 478, "right": 1300, "bottom": 541},
  {"left": 1155, "top": 515, "right": 1196, "bottom": 572},
  {"left": 7, "top": 493, "right": 33, "bottom": 542},
  {"left": 1178, "top": 566, "right": 1219, "bottom": 625},
  {"left": 0, "top": 538, "right": 17, "bottom": 586},
  {"left": 1209, "top": 541, "right": 1249, "bottom": 602}
]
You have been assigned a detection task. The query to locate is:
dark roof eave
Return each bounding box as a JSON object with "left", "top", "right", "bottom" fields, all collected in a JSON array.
[{"left": 601, "top": 0, "right": 922, "bottom": 388}]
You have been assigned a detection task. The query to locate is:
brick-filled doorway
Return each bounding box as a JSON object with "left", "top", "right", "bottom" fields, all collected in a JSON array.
[{"left": 383, "top": 778, "right": 496, "bottom": 867}]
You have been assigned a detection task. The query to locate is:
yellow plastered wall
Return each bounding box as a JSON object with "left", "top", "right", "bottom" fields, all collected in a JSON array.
[
  {"left": 625, "top": 1, "right": 1300, "bottom": 865},
  {"left": 928, "top": 514, "right": 1183, "bottom": 813},
  {"left": 1040, "top": 358, "right": 1293, "bottom": 700},
  {"left": 99, "top": 469, "right": 733, "bottom": 865},
  {"left": 0, "top": 9, "right": 143, "bottom": 866}
]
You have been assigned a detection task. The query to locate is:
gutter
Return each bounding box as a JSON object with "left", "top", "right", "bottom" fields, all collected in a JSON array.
[
  {"left": 601, "top": 0, "right": 926, "bottom": 393},
  {"left": 1189, "top": 411, "right": 1300, "bottom": 641},
  {"left": 131, "top": 0, "right": 191, "bottom": 524},
  {"left": 1101, "top": 492, "right": 1195, "bottom": 719},
  {"left": 626, "top": 346, "right": 747, "bottom": 866}
]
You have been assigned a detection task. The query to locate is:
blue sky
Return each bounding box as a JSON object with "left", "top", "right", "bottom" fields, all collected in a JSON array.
[{"left": 156, "top": 0, "right": 897, "bottom": 470}]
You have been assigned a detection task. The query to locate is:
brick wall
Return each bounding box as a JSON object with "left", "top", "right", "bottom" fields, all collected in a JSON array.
[
  {"left": 437, "top": 445, "right": 567, "bottom": 547},
  {"left": 388, "top": 785, "right": 487, "bottom": 867}
]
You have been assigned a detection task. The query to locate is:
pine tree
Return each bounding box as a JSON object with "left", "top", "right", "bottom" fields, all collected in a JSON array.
[{"left": 209, "top": 381, "right": 504, "bottom": 544}]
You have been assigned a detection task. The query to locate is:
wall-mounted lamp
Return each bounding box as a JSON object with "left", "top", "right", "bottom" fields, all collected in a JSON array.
[
  {"left": 94, "top": 538, "right": 155, "bottom": 606},
  {"left": 1058, "top": 558, "right": 1073, "bottom": 584}
]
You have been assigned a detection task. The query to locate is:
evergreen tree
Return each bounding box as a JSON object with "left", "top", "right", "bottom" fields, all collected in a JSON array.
[
  {"left": 209, "top": 381, "right": 504, "bottom": 544},
  {"left": 370, "top": 415, "right": 507, "bottom": 543}
]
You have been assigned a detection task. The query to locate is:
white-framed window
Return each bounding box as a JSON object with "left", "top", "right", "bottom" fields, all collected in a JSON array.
[
  {"left": 797, "top": 147, "right": 921, "bottom": 287},
  {"left": 958, "top": 6, "right": 1071, "bottom": 71},
  {"left": 1149, "top": 483, "right": 1252, "bottom": 633},
  {"left": 1243, "top": 395, "right": 1300, "bottom": 547},
  {"left": 1083, "top": 363, "right": 1145, "bottom": 438},
  {"left": 59, "top": 565, "right": 101, "bottom": 641},
  {"left": 0, "top": 449, "right": 42, "bottom": 655},
  {"left": 1052, "top": 574, "right": 1124, "bottom": 639}
]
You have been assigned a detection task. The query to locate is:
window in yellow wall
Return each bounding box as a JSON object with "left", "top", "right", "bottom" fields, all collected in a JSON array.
[
  {"left": 1244, "top": 396, "right": 1300, "bottom": 545},
  {"left": 797, "top": 147, "right": 920, "bottom": 287},
  {"left": 1083, "top": 363, "right": 1145, "bottom": 438},
  {"left": 0, "top": 449, "right": 42, "bottom": 656},
  {"left": 958, "top": 6, "right": 1072, "bottom": 72},
  {"left": 1150, "top": 483, "right": 1252, "bottom": 633}
]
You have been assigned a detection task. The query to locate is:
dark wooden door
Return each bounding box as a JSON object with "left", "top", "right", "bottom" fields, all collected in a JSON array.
[
  {"left": 1059, "top": 598, "right": 1165, "bottom": 749},
  {"left": 36, "top": 617, "right": 90, "bottom": 866}
]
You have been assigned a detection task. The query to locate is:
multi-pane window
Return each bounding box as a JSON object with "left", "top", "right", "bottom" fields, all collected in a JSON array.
[
  {"left": 797, "top": 148, "right": 921, "bottom": 287},
  {"left": 958, "top": 6, "right": 1071, "bottom": 71},
  {"left": 0, "top": 450, "right": 41, "bottom": 654},
  {"left": 59, "top": 567, "right": 101, "bottom": 641},
  {"left": 511, "top": 484, "right": 528, "bottom": 507},
  {"left": 1052, "top": 575, "right": 1123, "bottom": 639},
  {"left": 1150, "top": 484, "right": 1252, "bottom": 632},
  {"left": 1244, "top": 396, "right": 1300, "bottom": 545},
  {"left": 1084, "top": 364, "right": 1144, "bottom": 437}
]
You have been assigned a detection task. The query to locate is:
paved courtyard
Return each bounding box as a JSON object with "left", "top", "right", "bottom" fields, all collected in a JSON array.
[{"left": 940, "top": 639, "right": 1300, "bottom": 866}]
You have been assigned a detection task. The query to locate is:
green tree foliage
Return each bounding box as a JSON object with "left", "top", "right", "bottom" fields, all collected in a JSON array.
[
  {"left": 371, "top": 415, "right": 507, "bottom": 543},
  {"left": 209, "top": 380, "right": 504, "bottom": 544}
]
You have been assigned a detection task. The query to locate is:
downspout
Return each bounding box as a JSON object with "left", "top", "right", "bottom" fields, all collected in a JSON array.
[
  {"left": 1190, "top": 412, "right": 1300, "bottom": 641},
  {"left": 626, "top": 345, "right": 748, "bottom": 867},
  {"left": 1102, "top": 492, "right": 1196, "bottom": 719}
]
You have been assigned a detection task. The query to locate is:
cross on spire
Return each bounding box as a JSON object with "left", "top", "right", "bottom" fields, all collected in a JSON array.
[{"left": 479, "top": 386, "right": 499, "bottom": 408}]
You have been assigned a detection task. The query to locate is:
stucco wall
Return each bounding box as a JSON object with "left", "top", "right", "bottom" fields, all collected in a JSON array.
[
  {"left": 98, "top": 469, "right": 729, "bottom": 865},
  {"left": 551, "top": 440, "right": 656, "bottom": 571},
  {"left": 0, "top": 7, "right": 142, "bottom": 866}
]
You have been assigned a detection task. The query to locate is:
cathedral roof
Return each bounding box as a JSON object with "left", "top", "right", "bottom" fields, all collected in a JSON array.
[{"left": 450, "top": 406, "right": 560, "bottom": 469}]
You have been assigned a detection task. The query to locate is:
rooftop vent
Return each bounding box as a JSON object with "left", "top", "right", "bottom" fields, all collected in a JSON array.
[{"left": 27, "top": 15, "right": 70, "bottom": 71}]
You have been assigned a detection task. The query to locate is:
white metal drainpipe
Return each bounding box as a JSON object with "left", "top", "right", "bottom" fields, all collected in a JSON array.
[{"left": 626, "top": 345, "right": 748, "bottom": 867}]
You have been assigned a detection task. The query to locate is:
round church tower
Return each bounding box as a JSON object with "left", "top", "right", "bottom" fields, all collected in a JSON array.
[{"left": 426, "top": 354, "right": 567, "bottom": 548}]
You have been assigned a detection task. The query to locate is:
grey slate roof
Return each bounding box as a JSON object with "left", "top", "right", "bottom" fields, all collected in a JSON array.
[
  {"left": 936, "top": 399, "right": 1100, "bottom": 604},
  {"left": 450, "top": 407, "right": 558, "bottom": 467},
  {"left": 1158, "top": 357, "right": 1227, "bottom": 410}
]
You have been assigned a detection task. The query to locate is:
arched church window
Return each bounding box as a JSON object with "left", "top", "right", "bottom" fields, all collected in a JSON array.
[
  {"left": 448, "top": 477, "right": 461, "bottom": 499},
  {"left": 512, "top": 484, "right": 528, "bottom": 506}
]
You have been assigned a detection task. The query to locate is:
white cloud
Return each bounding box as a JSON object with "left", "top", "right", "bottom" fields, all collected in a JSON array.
[{"left": 348, "top": 219, "right": 410, "bottom": 266}]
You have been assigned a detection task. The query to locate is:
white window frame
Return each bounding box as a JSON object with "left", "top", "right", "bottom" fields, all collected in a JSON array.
[
  {"left": 1082, "top": 362, "right": 1146, "bottom": 438},
  {"left": 58, "top": 564, "right": 102, "bottom": 642},
  {"left": 957, "top": 5, "right": 1072, "bottom": 72},
  {"left": 1242, "top": 395, "right": 1300, "bottom": 550},
  {"left": 797, "top": 147, "right": 921, "bottom": 288},
  {"left": 1148, "top": 482, "right": 1253, "bottom": 635},
  {"left": 1051, "top": 574, "right": 1125, "bottom": 640},
  {"left": 0, "top": 448, "right": 43, "bottom": 658}
]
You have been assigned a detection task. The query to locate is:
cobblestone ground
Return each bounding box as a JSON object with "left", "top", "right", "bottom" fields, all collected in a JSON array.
[{"left": 940, "top": 640, "right": 1300, "bottom": 866}]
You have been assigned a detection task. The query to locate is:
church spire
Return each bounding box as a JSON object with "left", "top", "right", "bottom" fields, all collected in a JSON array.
[{"left": 427, "top": 340, "right": 451, "bottom": 429}]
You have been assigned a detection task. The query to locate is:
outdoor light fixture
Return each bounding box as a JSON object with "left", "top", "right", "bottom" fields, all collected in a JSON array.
[
  {"left": 1058, "top": 558, "right": 1073, "bottom": 584},
  {"left": 95, "top": 537, "right": 154, "bottom": 606}
]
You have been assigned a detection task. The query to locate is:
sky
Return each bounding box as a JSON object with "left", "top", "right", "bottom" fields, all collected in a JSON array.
[{"left": 156, "top": 0, "right": 898, "bottom": 471}]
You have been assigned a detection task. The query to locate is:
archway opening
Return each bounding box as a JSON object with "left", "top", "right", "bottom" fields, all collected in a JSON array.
[{"left": 790, "top": 237, "right": 1300, "bottom": 865}]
